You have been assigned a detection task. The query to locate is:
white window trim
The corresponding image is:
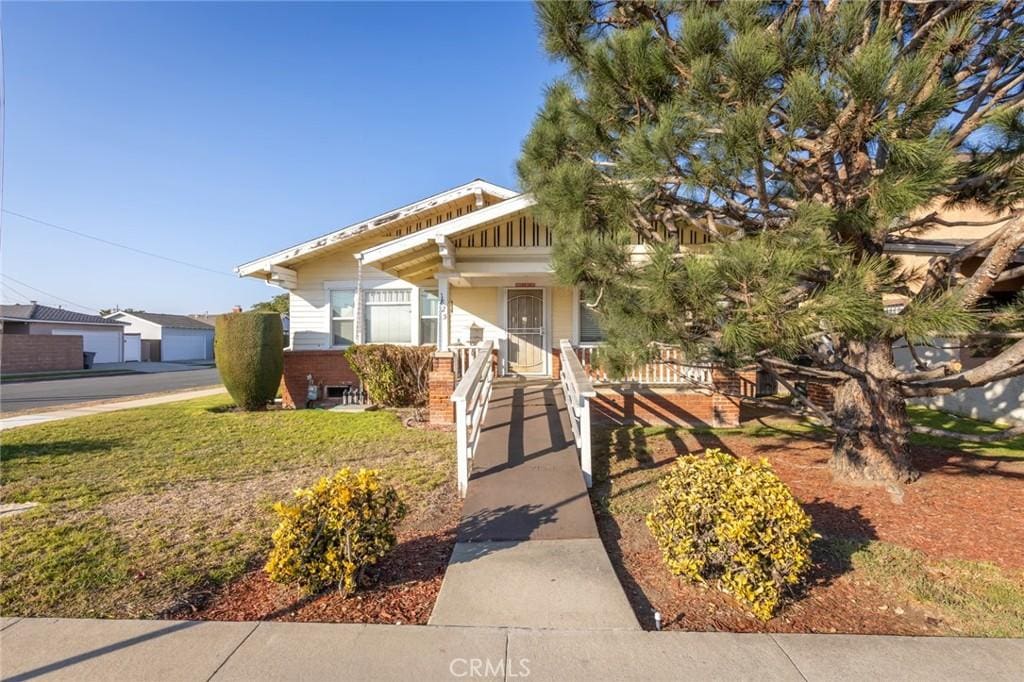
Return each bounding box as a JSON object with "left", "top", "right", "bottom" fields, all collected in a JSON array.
[
  {"left": 326, "top": 286, "right": 357, "bottom": 349},
  {"left": 323, "top": 279, "right": 438, "bottom": 347},
  {"left": 573, "top": 286, "right": 605, "bottom": 347}
]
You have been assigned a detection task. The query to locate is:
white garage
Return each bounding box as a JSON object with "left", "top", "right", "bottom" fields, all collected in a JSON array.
[
  {"left": 52, "top": 328, "right": 124, "bottom": 364},
  {"left": 0, "top": 303, "right": 128, "bottom": 365},
  {"left": 104, "top": 311, "right": 214, "bottom": 362},
  {"left": 123, "top": 333, "right": 142, "bottom": 362}
]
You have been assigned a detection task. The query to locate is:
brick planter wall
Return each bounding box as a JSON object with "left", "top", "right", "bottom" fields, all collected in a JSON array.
[
  {"left": 428, "top": 352, "right": 456, "bottom": 425},
  {"left": 280, "top": 350, "right": 359, "bottom": 409},
  {"left": 592, "top": 387, "right": 717, "bottom": 427},
  {"left": 591, "top": 366, "right": 756, "bottom": 429},
  {"left": 806, "top": 379, "right": 836, "bottom": 413},
  {"left": 0, "top": 334, "right": 84, "bottom": 373}
]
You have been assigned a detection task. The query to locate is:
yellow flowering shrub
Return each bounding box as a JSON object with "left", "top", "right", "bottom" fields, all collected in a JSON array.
[
  {"left": 265, "top": 468, "right": 406, "bottom": 595},
  {"left": 646, "top": 449, "right": 816, "bottom": 620}
]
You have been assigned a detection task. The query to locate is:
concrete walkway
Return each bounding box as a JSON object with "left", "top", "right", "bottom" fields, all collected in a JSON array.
[
  {"left": 430, "top": 381, "right": 638, "bottom": 630},
  {"left": 1, "top": 618, "right": 1021, "bottom": 681},
  {"left": 0, "top": 387, "right": 227, "bottom": 431}
]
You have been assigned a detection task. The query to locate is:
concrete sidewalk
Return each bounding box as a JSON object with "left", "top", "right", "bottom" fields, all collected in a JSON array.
[
  {"left": 0, "top": 387, "right": 227, "bottom": 431},
  {"left": 1, "top": 618, "right": 1021, "bottom": 681},
  {"left": 430, "top": 381, "right": 638, "bottom": 630}
]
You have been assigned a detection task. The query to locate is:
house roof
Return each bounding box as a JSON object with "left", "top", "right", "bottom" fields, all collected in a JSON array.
[
  {"left": 235, "top": 179, "right": 519, "bottom": 279},
  {"left": 108, "top": 311, "right": 215, "bottom": 330},
  {"left": 0, "top": 303, "right": 125, "bottom": 326},
  {"left": 357, "top": 193, "right": 538, "bottom": 267}
]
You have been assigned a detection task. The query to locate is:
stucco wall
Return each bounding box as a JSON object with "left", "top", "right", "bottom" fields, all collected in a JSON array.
[{"left": 893, "top": 339, "right": 1024, "bottom": 425}]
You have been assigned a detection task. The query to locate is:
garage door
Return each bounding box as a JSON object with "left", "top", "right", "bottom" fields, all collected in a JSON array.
[
  {"left": 52, "top": 329, "right": 122, "bottom": 363},
  {"left": 162, "top": 333, "right": 212, "bottom": 361}
]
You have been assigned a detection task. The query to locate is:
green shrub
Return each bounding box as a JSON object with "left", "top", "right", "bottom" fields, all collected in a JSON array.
[
  {"left": 646, "top": 449, "right": 817, "bottom": 620},
  {"left": 345, "top": 344, "right": 434, "bottom": 407},
  {"left": 264, "top": 468, "right": 406, "bottom": 595},
  {"left": 214, "top": 312, "right": 283, "bottom": 410}
]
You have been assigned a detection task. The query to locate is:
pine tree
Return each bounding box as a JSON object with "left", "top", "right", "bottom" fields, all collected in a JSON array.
[{"left": 519, "top": 0, "right": 1024, "bottom": 483}]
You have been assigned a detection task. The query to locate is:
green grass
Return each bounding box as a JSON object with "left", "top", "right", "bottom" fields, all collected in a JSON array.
[
  {"left": 0, "top": 395, "right": 454, "bottom": 618},
  {"left": 906, "top": 405, "right": 1024, "bottom": 459},
  {"left": 827, "top": 539, "right": 1024, "bottom": 638}
]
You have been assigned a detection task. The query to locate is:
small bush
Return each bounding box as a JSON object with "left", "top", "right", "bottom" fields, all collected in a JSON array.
[
  {"left": 646, "top": 449, "right": 816, "bottom": 620},
  {"left": 265, "top": 468, "right": 406, "bottom": 595},
  {"left": 215, "top": 312, "right": 283, "bottom": 410},
  {"left": 345, "top": 344, "right": 434, "bottom": 407}
]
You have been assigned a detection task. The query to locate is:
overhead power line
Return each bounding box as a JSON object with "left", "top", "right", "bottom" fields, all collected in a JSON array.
[
  {"left": 2, "top": 209, "right": 236, "bottom": 278},
  {"left": 0, "top": 273, "right": 102, "bottom": 314}
]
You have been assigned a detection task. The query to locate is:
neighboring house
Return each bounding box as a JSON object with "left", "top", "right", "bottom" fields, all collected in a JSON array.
[
  {"left": 190, "top": 310, "right": 290, "bottom": 348},
  {"left": 0, "top": 303, "right": 128, "bottom": 371},
  {"left": 104, "top": 311, "right": 214, "bottom": 362},
  {"left": 235, "top": 179, "right": 1019, "bottom": 422}
]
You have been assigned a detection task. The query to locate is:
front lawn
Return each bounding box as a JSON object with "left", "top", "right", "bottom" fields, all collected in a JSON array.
[
  {"left": 0, "top": 396, "right": 456, "bottom": 620},
  {"left": 592, "top": 419, "right": 1024, "bottom": 637}
]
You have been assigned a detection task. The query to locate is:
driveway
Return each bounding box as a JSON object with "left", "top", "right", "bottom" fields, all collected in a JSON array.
[{"left": 0, "top": 368, "right": 222, "bottom": 414}]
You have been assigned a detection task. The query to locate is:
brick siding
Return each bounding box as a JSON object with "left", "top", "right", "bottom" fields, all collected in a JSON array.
[
  {"left": 280, "top": 349, "right": 359, "bottom": 409},
  {"left": 0, "top": 334, "right": 84, "bottom": 373},
  {"left": 805, "top": 379, "right": 836, "bottom": 413},
  {"left": 428, "top": 352, "right": 456, "bottom": 424}
]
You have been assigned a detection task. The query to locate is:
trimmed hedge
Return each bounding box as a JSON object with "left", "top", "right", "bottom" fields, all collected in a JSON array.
[
  {"left": 344, "top": 344, "right": 434, "bottom": 407},
  {"left": 214, "top": 312, "right": 283, "bottom": 410},
  {"left": 646, "top": 449, "right": 817, "bottom": 620}
]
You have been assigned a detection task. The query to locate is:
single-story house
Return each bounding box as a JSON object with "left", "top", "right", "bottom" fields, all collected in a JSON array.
[
  {"left": 234, "top": 179, "right": 1017, "bottom": 424},
  {"left": 104, "top": 311, "right": 214, "bottom": 362},
  {"left": 235, "top": 179, "right": 735, "bottom": 417},
  {"left": 190, "top": 310, "right": 289, "bottom": 348},
  {"left": 0, "top": 303, "right": 128, "bottom": 371}
]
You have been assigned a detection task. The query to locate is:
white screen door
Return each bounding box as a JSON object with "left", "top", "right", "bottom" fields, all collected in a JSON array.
[{"left": 506, "top": 288, "right": 545, "bottom": 374}]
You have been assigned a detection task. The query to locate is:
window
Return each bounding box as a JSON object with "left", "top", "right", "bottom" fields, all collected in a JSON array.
[
  {"left": 578, "top": 299, "right": 605, "bottom": 344},
  {"left": 330, "top": 289, "right": 355, "bottom": 346},
  {"left": 364, "top": 288, "right": 411, "bottom": 343},
  {"left": 419, "top": 289, "right": 439, "bottom": 345}
]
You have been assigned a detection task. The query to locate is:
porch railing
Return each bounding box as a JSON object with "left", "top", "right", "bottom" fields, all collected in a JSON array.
[
  {"left": 575, "top": 344, "right": 714, "bottom": 387},
  {"left": 450, "top": 340, "right": 495, "bottom": 496},
  {"left": 450, "top": 343, "right": 490, "bottom": 380},
  {"left": 559, "top": 339, "right": 596, "bottom": 487}
]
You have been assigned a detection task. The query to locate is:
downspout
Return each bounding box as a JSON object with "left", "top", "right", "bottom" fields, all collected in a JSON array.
[{"left": 354, "top": 256, "right": 364, "bottom": 344}]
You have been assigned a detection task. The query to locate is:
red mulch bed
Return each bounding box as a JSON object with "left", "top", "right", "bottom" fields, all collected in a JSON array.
[
  {"left": 185, "top": 491, "right": 460, "bottom": 625},
  {"left": 595, "top": 425, "right": 1024, "bottom": 634}
]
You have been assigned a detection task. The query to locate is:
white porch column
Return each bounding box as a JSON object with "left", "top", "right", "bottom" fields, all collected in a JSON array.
[{"left": 437, "top": 274, "right": 450, "bottom": 351}]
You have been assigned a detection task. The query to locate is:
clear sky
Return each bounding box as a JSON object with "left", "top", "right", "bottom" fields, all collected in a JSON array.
[{"left": 0, "top": 1, "right": 561, "bottom": 315}]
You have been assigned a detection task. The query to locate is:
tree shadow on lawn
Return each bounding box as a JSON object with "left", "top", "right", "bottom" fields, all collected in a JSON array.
[
  {"left": 0, "top": 438, "right": 126, "bottom": 462},
  {"left": 803, "top": 501, "right": 878, "bottom": 590}
]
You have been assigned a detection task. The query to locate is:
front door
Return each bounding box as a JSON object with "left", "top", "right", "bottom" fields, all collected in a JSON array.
[{"left": 506, "top": 288, "right": 545, "bottom": 375}]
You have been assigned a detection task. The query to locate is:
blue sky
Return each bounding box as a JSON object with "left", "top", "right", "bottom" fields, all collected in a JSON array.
[{"left": 1, "top": 1, "right": 561, "bottom": 314}]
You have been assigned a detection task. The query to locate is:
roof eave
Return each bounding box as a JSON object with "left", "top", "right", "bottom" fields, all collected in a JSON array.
[{"left": 235, "top": 179, "right": 520, "bottom": 278}]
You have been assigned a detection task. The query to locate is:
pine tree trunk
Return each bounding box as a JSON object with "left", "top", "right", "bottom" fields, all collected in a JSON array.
[{"left": 830, "top": 340, "right": 918, "bottom": 483}]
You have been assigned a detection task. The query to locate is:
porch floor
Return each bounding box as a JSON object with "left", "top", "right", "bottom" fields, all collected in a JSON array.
[{"left": 429, "top": 380, "right": 639, "bottom": 629}]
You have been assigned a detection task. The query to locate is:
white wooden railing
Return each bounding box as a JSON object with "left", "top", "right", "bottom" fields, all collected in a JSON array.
[
  {"left": 575, "top": 344, "right": 713, "bottom": 386},
  {"left": 450, "top": 340, "right": 495, "bottom": 496},
  {"left": 559, "top": 339, "right": 597, "bottom": 487},
  {"left": 450, "top": 343, "right": 490, "bottom": 380}
]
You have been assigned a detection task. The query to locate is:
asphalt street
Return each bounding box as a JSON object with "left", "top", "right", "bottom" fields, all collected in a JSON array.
[{"left": 0, "top": 368, "right": 222, "bottom": 414}]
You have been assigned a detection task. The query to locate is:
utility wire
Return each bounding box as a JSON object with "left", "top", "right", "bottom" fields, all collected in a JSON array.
[
  {"left": 0, "top": 273, "right": 102, "bottom": 314},
  {"left": 2, "top": 209, "right": 236, "bottom": 278}
]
